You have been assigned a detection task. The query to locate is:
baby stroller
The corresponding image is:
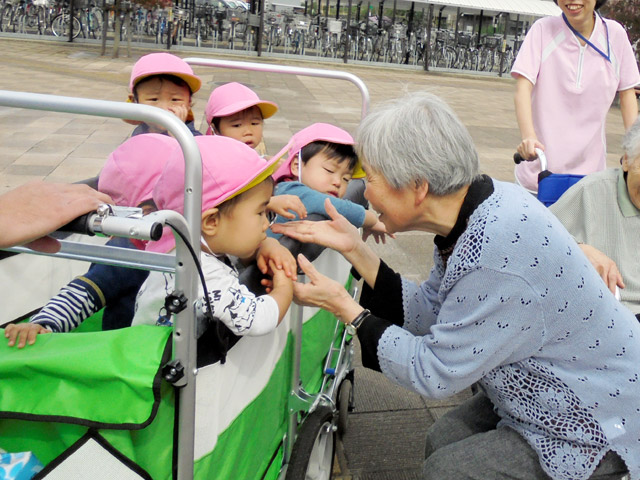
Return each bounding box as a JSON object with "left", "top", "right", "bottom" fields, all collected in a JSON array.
[
  {"left": 0, "top": 61, "right": 366, "bottom": 480},
  {"left": 514, "top": 148, "right": 584, "bottom": 207}
]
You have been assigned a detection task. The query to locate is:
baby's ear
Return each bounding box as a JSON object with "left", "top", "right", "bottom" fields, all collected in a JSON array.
[
  {"left": 201, "top": 207, "right": 220, "bottom": 235},
  {"left": 127, "top": 93, "right": 135, "bottom": 103},
  {"left": 291, "top": 154, "right": 300, "bottom": 178}
]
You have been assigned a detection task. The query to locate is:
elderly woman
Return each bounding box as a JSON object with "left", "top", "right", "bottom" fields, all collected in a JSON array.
[
  {"left": 271, "top": 93, "right": 640, "bottom": 480},
  {"left": 549, "top": 118, "right": 640, "bottom": 319}
]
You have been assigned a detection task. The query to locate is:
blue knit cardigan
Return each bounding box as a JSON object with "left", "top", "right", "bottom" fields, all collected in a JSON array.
[{"left": 358, "top": 180, "right": 640, "bottom": 480}]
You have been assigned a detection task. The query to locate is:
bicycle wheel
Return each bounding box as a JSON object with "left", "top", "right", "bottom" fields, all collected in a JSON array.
[
  {"left": 11, "top": 10, "right": 22, "bottom": 32},
  {"left": 87, "top": 11, "right": 102, "bottom": 38},
  {"left": 284, "top": 406, "right": 335, "bottom": 480},
  {"left": 50, "top": 13, "right": 64, "bottom": 36},
  {"left": 0, "top": 5, "right": 14, "bottom": 32},
  {"left": 445, "top": 47, "right": 456, "bottom": 68},
  {"left": 337, "top": 378, "right": 353, "bottom": 437},
  {"left": 36, "top": 5, "right": 46, "bottom": 34},
  {"left": 51, "top": 13, "right": 81, "bottom": 38}
]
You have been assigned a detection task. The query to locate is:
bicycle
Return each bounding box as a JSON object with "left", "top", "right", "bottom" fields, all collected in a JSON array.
[
  {"left": 50, "top": 2, "right": 81, "bottom": 38},
  {"left": 430, "top": 29, "right": 455, "bottom": 68}
]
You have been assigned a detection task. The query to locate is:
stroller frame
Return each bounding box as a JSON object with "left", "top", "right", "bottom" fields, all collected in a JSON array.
[{"left": 0, "top": 59, "right": 371, "bottom": 480}]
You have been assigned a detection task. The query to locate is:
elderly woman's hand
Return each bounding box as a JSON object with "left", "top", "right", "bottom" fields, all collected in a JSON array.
[
  {"left": 294, "top": 254, "right": 364, "bottom": 323},
  {"left": 269, "top": 198, "right": 363, "bottom": 255}
]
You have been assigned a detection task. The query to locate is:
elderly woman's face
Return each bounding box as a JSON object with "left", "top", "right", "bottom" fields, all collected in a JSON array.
[
  {"left": 363, "top": 165, "right": 416, "bottom": 234},
  {"left": 623, "top": 155, "right": 640, "bottom": 210}
]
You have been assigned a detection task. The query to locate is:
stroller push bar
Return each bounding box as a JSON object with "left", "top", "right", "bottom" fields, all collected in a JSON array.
[
  {"left": 513, "top": 147, "right": 548, "bottom": 171},
  {"left": 184, "top": 57, "right": 371, "bottom": 119}
]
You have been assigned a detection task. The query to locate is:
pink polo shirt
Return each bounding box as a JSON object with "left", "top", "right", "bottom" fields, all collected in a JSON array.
[{"left": 511, "top": 15, "right": 639, "bottom": 192}]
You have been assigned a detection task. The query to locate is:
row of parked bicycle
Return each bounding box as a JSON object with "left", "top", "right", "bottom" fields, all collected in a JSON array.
[{"left": 0, "top": 0, "right": 521, "bottom": 72}]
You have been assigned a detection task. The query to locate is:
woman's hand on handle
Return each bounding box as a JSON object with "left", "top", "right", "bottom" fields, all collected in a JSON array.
[{"left": 294, "top": 254, "right": 364, "bottom": 323}]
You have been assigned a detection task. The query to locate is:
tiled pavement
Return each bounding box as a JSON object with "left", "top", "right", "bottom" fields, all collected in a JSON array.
[{"left": 0, "top": 36, "right": 631, "bottom": 479}]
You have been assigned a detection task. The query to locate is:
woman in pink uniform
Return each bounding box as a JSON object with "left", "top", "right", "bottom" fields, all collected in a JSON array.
[{"left": 511, "top": 0, "right": 639, "bottom": 193}]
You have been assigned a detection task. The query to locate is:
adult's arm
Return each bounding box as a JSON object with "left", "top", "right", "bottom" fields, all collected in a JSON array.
[
  {"left": 619, "top": 88, "right": 638, "bottom": 130},
  {"left": 0, "top": 182, "right": 112, "bottom": 252},
  {"left": 371, "top": 268, "right": 544, "bottom": 398},
  {"left": 549, "top": 178, "right": 624, "bottom": 294},
  {"left": 577, "top": 243, "right": 623, "bottom": 294},
  {"left": 514, "top": 76, "right": 544, "bottom": 160}
]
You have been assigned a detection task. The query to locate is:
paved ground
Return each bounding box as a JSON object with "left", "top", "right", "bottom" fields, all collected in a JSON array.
[{"left": 0, "top": 35, "right": 630, "bottom": 480}]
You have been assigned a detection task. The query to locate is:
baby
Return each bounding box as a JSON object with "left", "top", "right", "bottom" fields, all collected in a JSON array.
[
  {"left": 133, "top": 136, "right": 296, "bottom": 339},
  {"left": 127, "top": 53, "right": 202, "bottom": 137},
  {"left": 269, "top": 123, "right": 387, "bottom": 240},
  {"left": 205, "top": 82, "right": 277, "bottom": 153}
]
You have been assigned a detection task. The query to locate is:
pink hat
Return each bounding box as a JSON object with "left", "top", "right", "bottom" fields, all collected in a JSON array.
[
  {"left": 272, "top": 123, "right": 363, "bottom": 182},
  {"left": 148, "top": 136, "right": 279, "bottom": 253},
  {"left": 98, "top": 134, "right": 179, "bottom": 207},
  {"left": 129, "top": 53, "right": 202, "bottom": 94},
  {"left": 205, "top": 82, "right": 278, "bottom": 135}
]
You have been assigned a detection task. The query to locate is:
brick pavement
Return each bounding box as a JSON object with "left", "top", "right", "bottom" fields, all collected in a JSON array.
[{"left": 0, "top": 36, "right": 631, "bottom": 479}]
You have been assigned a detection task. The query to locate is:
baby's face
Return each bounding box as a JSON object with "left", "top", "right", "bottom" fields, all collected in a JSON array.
[
  {"left": 206, "top": 180, "right": 272, "bottom": 259},
  {"left": 216, "top": 106, "right": 264, "bottom": 150},
  {"left": 134, "top": 77, "right": 191, "bottom": 133},
  {"left": 300, "top": 152, "right": 352, "bottom": 198}
]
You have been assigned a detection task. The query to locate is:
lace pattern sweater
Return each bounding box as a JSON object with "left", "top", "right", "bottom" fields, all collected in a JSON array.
[{"left": 357, "top": 179, "right": 640, "bottom": 480}]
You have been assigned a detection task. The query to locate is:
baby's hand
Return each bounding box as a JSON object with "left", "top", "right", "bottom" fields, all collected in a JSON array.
[
  {"left": 168, "top": 103, "right": 189, "bottom": 123},
  {"left": 270, "top": 260, "right": 294, "bottom": 291},
  {"left": 267, "top": 195, "right": 307, "bottom": 220},
  {"left": 5, "top": 323, "right": 51, "bottom": 349},
  {"left": 363, "top": 220, "right": 394, "bottom": 244},
  {"left": 256, "top": 237, "right": 297, "bottom": 279}
]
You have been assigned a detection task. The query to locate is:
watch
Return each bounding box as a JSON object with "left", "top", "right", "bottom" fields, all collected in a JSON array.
[{"left": 345, "top": 309, "right": 371, "bottom": 336}]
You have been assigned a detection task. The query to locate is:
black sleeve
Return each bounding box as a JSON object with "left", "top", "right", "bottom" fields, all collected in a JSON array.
[
  {"left": 359, "top": 260, "right": 404, "bottom": 327},
  {"left": 357, "top": 315, "right": 394, "bottom": 372}
]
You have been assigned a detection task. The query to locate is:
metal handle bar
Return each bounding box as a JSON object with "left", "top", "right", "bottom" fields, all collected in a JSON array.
[
  {"left": 513, "top": 147, "right": 548, "bottom": 171},
  {"left": 60, "top": 205, "right": 163, "bottom": 241}
]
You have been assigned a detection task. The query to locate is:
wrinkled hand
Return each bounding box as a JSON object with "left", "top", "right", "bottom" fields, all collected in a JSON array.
[
  {"left": 256, "top": 237, "right": 297, "bottom": 279},
  {"left": 293, "top": 254, "right": 358, "bottom": 320},
  {"left": 267, "top": 195, "right": 307, "bottom": 220},
  {"left": 269, "top": 198, "right": 363, "bottom": 255},
  {"left": 0, "top": 182, "right": 112, "bottom": 252},
  {"left": 516, "top": 138, "right": 545, "bottom": 161},
  {"left": 5, "top": 323, "right": 51, "bottom": 348},
  {"left": 579, "top": 243, "right": 624, "bottom": 295}
]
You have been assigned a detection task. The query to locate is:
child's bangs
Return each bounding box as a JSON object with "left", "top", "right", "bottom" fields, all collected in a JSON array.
[{"left": 302, "top": 141, "right": 358, "bottom": 170}]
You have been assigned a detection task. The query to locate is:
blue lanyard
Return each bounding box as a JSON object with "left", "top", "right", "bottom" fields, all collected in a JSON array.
[{"left": 562, "top": 12, "right": 611, "bottom": 63}]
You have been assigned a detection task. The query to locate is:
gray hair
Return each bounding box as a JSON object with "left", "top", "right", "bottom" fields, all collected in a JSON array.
[
  {"left": 622, "top": 117, "right": 640, "bottom": 166},
  {"left": 356, "top": 92, "right": 479, "bottom": 196}
]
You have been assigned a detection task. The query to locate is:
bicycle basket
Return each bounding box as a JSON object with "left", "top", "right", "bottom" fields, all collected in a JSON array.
[
  {"left": 328, "top": 19, "right": 341, "bottom": 34},
  {"left": 484, "top": 35, "right": 500, "bottom": 48},
  {"left": 457, "top": 34, "right": 471, "bottom": 47}
]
